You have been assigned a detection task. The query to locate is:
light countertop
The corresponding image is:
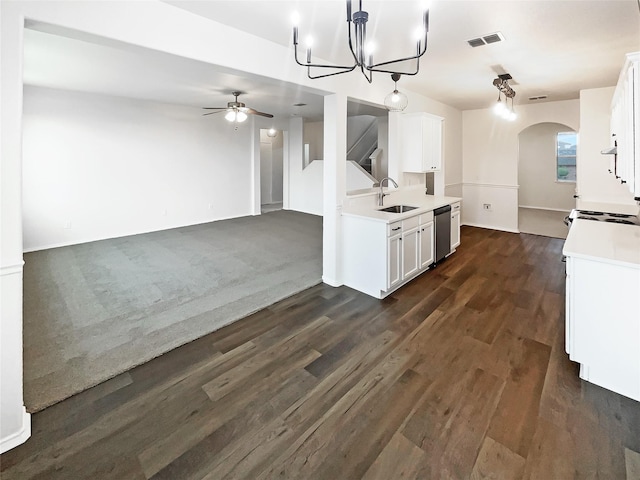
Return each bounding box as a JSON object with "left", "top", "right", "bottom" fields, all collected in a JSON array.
[
  {"left": 563, "top": 219, "right": 640, "bottom": 268},
  {"left": 342, "top": 189, "right": 461, "bottom": 223}
]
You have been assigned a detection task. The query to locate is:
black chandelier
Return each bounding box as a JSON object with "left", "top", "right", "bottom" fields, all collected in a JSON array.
[{"left": 292, "top": 0, "right": 430, "bottom": 83}]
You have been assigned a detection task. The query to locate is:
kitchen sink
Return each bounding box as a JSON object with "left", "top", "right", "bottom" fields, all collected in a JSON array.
[{"left": 378, "top": 205, "right": 418, "bottom": 213}]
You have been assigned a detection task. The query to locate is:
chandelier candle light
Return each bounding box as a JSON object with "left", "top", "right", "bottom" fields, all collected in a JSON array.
[{"left": 292, "top": 0, "right": 430, "bottom": 82}]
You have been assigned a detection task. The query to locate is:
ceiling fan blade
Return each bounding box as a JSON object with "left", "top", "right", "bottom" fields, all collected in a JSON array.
[
  {"left": 202, "top": 107, "right": 227, "bottom": 110},
  {"left": 245, "top": 108, "right": 274, "bottom": 118},
  {"left": 202, "top": 110, "right": 225, "bottom": 116}
]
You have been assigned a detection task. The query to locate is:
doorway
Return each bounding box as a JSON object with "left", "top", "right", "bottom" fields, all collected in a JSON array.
[
  {"left": 260, "top": 128, "right": 284, "bottom": 213},
  {"left": 518, "top": 122, "right": 576, "bottom": 238}
]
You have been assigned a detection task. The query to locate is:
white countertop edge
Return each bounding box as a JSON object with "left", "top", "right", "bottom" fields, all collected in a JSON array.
[
  {"left": 562, "top": 219, "right": 640, "bottom": 268},
  {"left": 342, "top": 195, "right": 462, "bottom": 223}
]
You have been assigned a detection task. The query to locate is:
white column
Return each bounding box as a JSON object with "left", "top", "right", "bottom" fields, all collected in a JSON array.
[
  {"left": 1, "top": 3, "right": 31, "bottom": 453},
  {"left": 322, "top": 94, "right": 347, "bottom": 286}
]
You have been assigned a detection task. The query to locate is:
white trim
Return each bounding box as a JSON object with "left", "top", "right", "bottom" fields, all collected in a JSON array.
[
  {"left": 0, "top": 407, "right": 31, "bottom": 454},
  {"left": 463, "top": 182, "right": 520, "bottom": 190},
  {"left": 445, "top": 182, "right": 463, "bottom": 188},
  {"left": 0, "top": 261, "right": 25, "bottom": 276},
  {"left": 463, "top": 222, "right": 520, "bottom": 234},
  {"left": 519, "top": 205, "right": 572, "bottom": 213}
]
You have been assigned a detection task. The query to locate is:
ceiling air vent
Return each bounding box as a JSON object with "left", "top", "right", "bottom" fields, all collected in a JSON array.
[
  {"left": 467, "top": 32, "right": 505, "bottom": 48},
  {"left": 528, "top": 95, "right": 548, "bottom": 101},
  {"left": 467, "top": 38, "right": 485, "bottom": 48},
  {"left": 483, "top": 33, "right": 503, "bottom": 44}
]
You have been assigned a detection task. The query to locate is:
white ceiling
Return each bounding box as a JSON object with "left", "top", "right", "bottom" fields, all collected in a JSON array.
[{"left": 23, "top": 0, "right": 640, "bottom": 119}]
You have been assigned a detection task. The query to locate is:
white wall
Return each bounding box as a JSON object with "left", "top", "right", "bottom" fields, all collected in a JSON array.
[
  {"left": 462, "top": 99, "right": 580, "bottom": 231},
  {"left": 303, "top": 121, "right": 324, "bottom": 164},
  {"left": 22, "top": 86, "right": 254, "bottom": 251},
  {"left": 577, "top": 87, "right": 636, "bottom": 206},
  {"left": 518, "top": 122, "right": 576, "bottom": 211},
  {"left": 375, "top": 116, "right": 389, "bottom": 181}
]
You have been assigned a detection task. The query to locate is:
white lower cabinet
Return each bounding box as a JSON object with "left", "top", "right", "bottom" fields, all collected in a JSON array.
[
  {"left": 450, "top": 202, "right": 461, "bottom": 250},
  {"left": 419, "top": 219, "right": 434, "bottom": 269},
  {"left": 565, "top": 254, "right": 640, "bottom": 401},
  {"left": 343, "top": 210, "right": 440, "bottom": 299},
  {"left": 387, "top": 232, "right": 402, "bottom": 290}
]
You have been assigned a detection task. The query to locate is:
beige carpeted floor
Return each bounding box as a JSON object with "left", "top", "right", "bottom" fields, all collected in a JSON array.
[
  {"left": 518, "top": 207, "right": 570, "bottom": 239},
  {"left": 23, "top": 210, "right": 322, "bottom": 412}
]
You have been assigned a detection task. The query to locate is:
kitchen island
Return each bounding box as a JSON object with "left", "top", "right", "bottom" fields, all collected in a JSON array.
[
  {"left": 563, "top": 214, "right": 640, "bottom": 401},
  {"left": 342, "top": 188, "right": 461, "bottom": 299}
]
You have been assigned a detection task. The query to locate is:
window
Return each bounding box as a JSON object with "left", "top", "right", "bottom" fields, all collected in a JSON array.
[{"left": 556, "top": 132, "right": 577, "bottom": 182}]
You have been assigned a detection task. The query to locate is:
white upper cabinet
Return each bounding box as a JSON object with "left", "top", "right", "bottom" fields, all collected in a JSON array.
[
  {"left": 401, "top": 112, "right": 444, "bottom": 173},
  {"left": 611, "top": 52, "right": 639, "bottom": 199}
]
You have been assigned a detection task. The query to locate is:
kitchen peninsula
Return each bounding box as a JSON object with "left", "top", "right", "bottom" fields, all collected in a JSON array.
[{"left": 342, "top": 187, "right": 461, "bottom": 299}]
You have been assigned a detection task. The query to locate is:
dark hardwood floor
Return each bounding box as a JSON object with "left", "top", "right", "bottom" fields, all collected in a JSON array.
[{"left": 2, "top": 226, "right": 639, "bottom": 479}]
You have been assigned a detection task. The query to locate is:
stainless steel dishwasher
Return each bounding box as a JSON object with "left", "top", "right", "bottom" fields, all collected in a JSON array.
[{"left": 433, "top": 204, "right": 451, "bottom": 264}]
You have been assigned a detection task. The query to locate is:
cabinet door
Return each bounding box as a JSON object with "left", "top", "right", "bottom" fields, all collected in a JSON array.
[
  {"left": 401, "top": 113, "right": 444, "bottom": 173},
  {"left": 402, "top": 227, "right": 420, "bottom": 280},
  {"left": 419, "top": 221, "right": 434, "bottom": 269},
  {"left": 423, "top": 116, "right": 443, "bottom": 172},
  {"left": 451, "top": 211, "right": 461, "bottom": 250},
  {"left": 565, "top": 256, "right": 573, "bottom": 355},
  {"left": 387, "top": 234, "right": 402, "bottom": 290}
]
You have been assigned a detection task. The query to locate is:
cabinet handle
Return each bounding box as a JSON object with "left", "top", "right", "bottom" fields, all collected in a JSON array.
[{"left": 392, "top": 227, "right": 401, "bottom": 231}]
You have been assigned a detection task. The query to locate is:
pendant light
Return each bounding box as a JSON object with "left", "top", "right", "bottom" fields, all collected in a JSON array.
[
  {"left": 384, "top": 73, "right": 409, "bottom": 111},
  {"left": 492, "top": 74, "right": 516, "bottom": 121}
]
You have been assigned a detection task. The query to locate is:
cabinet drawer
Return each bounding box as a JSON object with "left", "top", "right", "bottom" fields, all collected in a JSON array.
[
  {"left": 451, "top": 202, "right": 461, "bottom": 211},
  {"left": 419, "top": 212, "right": 434, "bottom": 224},
  {"left": 403, "top": 215, "right": 420, "bottom": 231},
  {"left": 387, "top": 221, "right": 403, "bottom": 236}
]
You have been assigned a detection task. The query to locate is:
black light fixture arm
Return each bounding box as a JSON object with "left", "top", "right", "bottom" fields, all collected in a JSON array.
[{"left": 292, "top": 0, "right": 429, "bottom": 82}]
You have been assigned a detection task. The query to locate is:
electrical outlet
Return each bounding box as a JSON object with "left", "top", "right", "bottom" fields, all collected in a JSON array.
[
  {"left": 162, "top": 209, "right": 167, "bottom": 216},
  {"left": 63, "top": 221, "right": 72, "bottom": 229},
  {"left": 208, "top": 203, "right": 213, "bottom": 210},
  {"left": 483, "top": 203, "right": 492, "bottom": 210}
]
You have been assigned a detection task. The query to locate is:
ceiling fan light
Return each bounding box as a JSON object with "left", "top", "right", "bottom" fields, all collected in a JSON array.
[
  {"left": 236, "top": 111, "right": 248, "bottom": 122},
  {"left": 225, "top": 110, "right": 237, "bottom": 122},
  {"left": 267, "top": 128, "right": 278, "bottom": 137}
]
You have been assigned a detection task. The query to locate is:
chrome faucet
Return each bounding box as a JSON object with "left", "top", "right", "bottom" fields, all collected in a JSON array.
[{"left": 378, "top": 177, "right": 398, "bottom": 206}]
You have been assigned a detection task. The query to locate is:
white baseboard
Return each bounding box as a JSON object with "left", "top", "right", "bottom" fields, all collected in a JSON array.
[
  {"left": 322, "top": 276, "right": 342, "bottom": 287},
  {"left": 0, "top": 407, "right": 31, "bottom": 454},
  {"left": 463, "top": 222, "right": 520, "bottom": 234}
]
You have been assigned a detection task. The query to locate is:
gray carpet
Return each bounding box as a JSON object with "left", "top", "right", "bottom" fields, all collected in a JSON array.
[{"left": 23, "top": 210, "right": 323, "bottom": 412}]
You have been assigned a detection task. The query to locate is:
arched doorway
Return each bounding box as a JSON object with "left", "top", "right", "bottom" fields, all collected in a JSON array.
[{"left": 517, "top": 122, "right": 576, "bottom": 238}]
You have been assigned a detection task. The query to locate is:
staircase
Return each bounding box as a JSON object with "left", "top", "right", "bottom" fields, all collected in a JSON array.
[{"left": 347, "top": 118, "right": 378, "bottom": 175}]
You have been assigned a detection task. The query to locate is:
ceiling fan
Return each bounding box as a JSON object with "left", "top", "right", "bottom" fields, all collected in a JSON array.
[{"left": 202, "top": 91, "right": 273, "bottom": 123}]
